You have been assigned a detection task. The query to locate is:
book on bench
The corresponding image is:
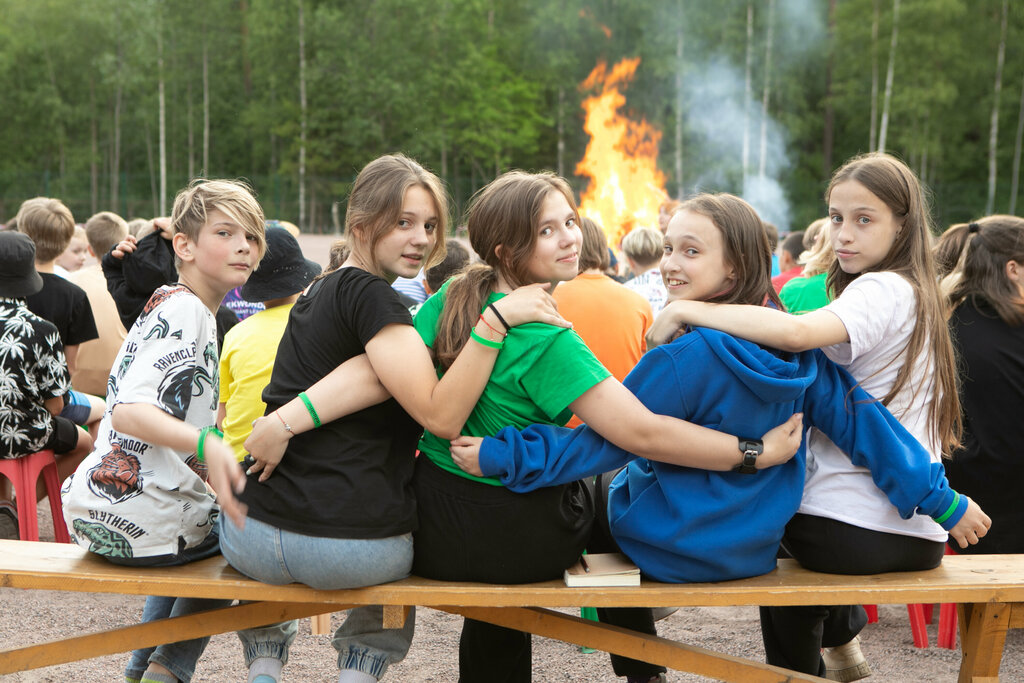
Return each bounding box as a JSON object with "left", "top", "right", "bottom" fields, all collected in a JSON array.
[{"left": 564, "top": 553, "right": 641, "bottom": 587}]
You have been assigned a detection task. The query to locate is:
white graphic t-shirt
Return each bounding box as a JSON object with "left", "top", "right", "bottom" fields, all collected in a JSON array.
[{"left": 62, "top": 285, "right": 220, "bottom": 559}]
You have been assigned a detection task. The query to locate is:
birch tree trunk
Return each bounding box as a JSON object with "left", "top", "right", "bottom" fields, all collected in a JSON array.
[
  {"left": 674, "top": 0, "right": 685, "bottom": 198},
  {"left": 823, "top": 0, "right": 836, "bottom": 176},
  {"left": 742, "top": 2, "right": 753, "bottom": 190},
  {"left": 111, "top": 41, "right": 122, "bottom": 210},
  {"left": 877, "top": 0, "right": 900, "bottom": 153},
  {"left": 1009, "top": 73, "right": 1024, "bottom": 215},
  {"left": 157, "top": 10, "right": 167, "bottom": 216},
  {"left": 758, "top": 0, "right": 775, "bottom": 179},
  {"left": 187, "top": 76, "right": 195, "bottom": 180},
  {"left": 985, "top": 0, "right": 1008, "bottom": 216},
  {"left": 298, "top": 0, "right": 308, "bottom": 230},
  {"left": 90, "top": 79, "right": 98, "bottom": 214},
  {"left": 869, "top": 0, "right": 880, "bottom": 151},
  {"left": 203, "top": 32, "right": 210, "bottom": 174},
  {"left": 557, "top": 86, "right": 565, "bottom": 178}
]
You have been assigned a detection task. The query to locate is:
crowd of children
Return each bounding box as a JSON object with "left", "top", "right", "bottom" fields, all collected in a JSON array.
[{"left": 0, "top": 148, "right": 1011, "bottom": 683}]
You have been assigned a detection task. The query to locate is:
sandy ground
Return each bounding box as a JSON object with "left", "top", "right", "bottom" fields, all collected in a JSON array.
[
  {"left": 6, "top": 236, "right": 1022, "bottom": 681},
  {"left": 3, "top": 505, "right": 1023, "bottom": 683}
]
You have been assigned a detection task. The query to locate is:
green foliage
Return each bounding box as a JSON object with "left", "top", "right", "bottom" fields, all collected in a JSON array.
[{"left": 0, "top": 0, "right": 1021, "bottom": 230}]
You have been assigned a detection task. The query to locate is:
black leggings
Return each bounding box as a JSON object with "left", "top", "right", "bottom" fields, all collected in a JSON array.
[
  {"left": 412, "top": 457, "right": 663, "bottom": 682},
  {"left": 759, "top": 513, "right": 945, "bottom": 676}
]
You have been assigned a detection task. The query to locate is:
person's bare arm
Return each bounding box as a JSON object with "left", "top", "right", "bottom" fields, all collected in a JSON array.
[
  {"left": 111, "top": 403, "right": 246, "bottom": 525},
  {"left": 570, "top": 378, "right": 803, "bottom": 470},
  {"left": 44, "top": 395, "right": 64, "bottom": 418},
  {"left": 64, "top": 344, "right": 79, "bottom": 375},
  {"left": 647, "top": 300, "right": 850, "bottom": 352},
  {"left": 216, "top": 403, "right": 227, "bottom": 430}
]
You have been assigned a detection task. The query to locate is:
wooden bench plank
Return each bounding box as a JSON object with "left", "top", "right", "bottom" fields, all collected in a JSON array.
[
  {"left": 446, "top": 606, "right": 830, "bottom": 683},
  {"left": 3, "top": 540, "right": 1024, "bottom": 608},
  {"left": 0, "top": 601, "right": 330, "bottom": 674}
]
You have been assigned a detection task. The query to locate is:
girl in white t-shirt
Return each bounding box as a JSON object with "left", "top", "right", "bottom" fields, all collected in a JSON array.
[{"left": 647, "top": 152, "right": 991, "bottom": 680}]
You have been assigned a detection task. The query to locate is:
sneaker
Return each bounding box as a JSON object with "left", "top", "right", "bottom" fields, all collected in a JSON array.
[
  {"left": 0, "top": 502, "right": 19, "bottom": 540},
  {"left": 822, "top": 635, "right": 872, "bottom": 681}
]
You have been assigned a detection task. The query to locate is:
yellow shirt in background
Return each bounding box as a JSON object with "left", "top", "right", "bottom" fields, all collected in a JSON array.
[{"left": 219, "top": 303, "right": 293, "bottom": 461}]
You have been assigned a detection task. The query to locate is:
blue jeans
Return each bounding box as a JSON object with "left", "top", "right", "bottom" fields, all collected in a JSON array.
[
  {"left": 219, "top": 514, "right": 414, "bottom": 678},
  {"left": 109, "top": 527, "right": 228, "bottom": 683}
]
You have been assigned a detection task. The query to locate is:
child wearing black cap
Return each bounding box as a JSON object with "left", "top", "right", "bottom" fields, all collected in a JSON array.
[
  {"left": 0, "top": 231, "right": 93, "bottom": 539},
  {"left": 217, "top": 226, "right": 321, "bottom": 462}
]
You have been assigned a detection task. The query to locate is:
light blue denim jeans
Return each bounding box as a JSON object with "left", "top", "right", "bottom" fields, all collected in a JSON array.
[{"left": 219, "top": 514, "right": 414, "bottom": 679}]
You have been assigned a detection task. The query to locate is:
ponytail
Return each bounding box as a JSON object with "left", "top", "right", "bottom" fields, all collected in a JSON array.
[{"left": 433, "top": 264, "right": 499, "bottom": 371}]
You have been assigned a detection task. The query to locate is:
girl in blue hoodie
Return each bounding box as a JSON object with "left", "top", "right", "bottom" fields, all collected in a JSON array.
[{"left": 451, "top": 192, "right": 990, "bottom": 682}]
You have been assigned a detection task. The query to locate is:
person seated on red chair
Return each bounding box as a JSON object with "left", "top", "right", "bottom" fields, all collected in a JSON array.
[{"left": 0, "top": 231, "right": 93, "bottom": 539}]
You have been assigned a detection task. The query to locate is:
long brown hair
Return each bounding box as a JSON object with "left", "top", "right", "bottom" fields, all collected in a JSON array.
[
  {"left": 432, "top": 171, "right": 578, "bottom": 371},
  {"left": 344, "top": 154, "right": 448, "bottom": 276},
  {"left": 679, "top": 193, "right": 783, "bottom": 309},
  {"left": 942, "top": 215, "right": 1024, "bottom": 326},
  {"left": 825, "top": 152, "right": 960, "bottom": 455}
]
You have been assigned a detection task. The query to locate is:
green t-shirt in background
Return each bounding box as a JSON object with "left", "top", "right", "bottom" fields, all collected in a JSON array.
[
  {"left": 413, "top": 281, "right": 610, "bottom": 486},
  {"left": 780, "top": 272, "right": 831, "bottom": 314}
]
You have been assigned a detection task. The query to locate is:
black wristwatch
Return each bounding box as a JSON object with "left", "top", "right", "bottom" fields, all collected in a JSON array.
[{"left": 733, "top": 438, "right": 763, "bottom": 474}]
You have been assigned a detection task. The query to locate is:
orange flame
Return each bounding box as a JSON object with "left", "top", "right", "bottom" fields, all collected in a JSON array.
[{"left": 576, "top": 57, "right": 667, "bottom": 248}]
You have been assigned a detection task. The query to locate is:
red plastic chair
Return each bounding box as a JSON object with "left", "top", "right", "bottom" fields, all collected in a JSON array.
[
  {"left": 862, "top": 546, "right": 959, "bottom": 649},
  {"left": 0, "top": 450, "right": 71, "bottom": 542}
]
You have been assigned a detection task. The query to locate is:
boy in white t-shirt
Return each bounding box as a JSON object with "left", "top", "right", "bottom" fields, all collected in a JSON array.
[{"left": 62, "top": 180, "right": 266, "bottom": 683}]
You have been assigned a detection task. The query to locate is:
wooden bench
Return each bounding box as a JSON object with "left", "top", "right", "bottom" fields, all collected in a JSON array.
[{"left": 1, "top": 540, "right": 1022, "bottom": 682}]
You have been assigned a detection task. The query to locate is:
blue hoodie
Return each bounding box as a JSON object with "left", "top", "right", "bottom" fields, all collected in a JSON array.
[{"left": 478, "top": 328, "right": 967, "bottom": 584}]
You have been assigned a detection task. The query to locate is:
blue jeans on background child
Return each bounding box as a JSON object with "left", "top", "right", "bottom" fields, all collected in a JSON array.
[
  {"left": 107, "top": 526, "right": 227, "bottom": 683},
  {"left": 219, "top": 513, "right": 415, "bottom": 679}
]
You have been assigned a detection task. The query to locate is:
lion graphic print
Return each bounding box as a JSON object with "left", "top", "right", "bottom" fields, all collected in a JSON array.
[{"left": 62, "top": 285, "right": 221, "bottom": 559}]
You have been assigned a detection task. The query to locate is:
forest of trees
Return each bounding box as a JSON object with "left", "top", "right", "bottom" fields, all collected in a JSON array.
[{"left": 1, "top": 0, "right": 1021, "bottom": 234}]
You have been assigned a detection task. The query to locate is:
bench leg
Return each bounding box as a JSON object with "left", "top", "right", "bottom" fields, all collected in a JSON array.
[
  {"left": 0, "top": 601, "right": 337, "bottom": 674},
  {"left": 443, "top": 605, "right": 830, "bottom": 683},
  {"left": 957, "top": 602, "right": 1010, "bottom": 683}
]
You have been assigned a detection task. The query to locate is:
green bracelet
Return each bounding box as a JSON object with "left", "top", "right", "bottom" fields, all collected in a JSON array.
[
  {"left": 934, "top": 492, "right": 961, "bottom": 525},
  {"left": 299, "top": 391, "right": 321, "bottom": 429},
  {"left": 470, "top": 328, "right": 504, "bottom": 349},
  {"left": 196, "top": 426, "right": 223, "bottom": 463}
]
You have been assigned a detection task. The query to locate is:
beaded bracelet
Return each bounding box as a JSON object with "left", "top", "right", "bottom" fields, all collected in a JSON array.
[
  {"left": 299, "top": 391, "right": 321, "bottom": 429},
  {"left": 487, "top": 303, "right": 511, "bottom": 333},
  {"left": 196, "top": 426, "right": 224, "bottom": 463},
  {"left": 470, "top": 328, "right": 504, "bottom": 349},
  {"left": 274, "top": 410, "right": 294, "bottom": 434}
]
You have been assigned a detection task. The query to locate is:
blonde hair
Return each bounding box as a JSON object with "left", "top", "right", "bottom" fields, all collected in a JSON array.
[
  {"left": 84, "top": 211, "right": 129, "bottom": 256},
  {"left": 621, "top": 226, "right": 663, "bottom": 267},
  {"left": 798, "top": 223, "right": 836, "bottom": 276},
  {"left": 826, "top": 152, "right": 960, "bottom": 455},
  {"left": 344, "top": 154, "right": 448, "bottom": 277},
  {"left": 433, "top": 171, "right": 578, "bottom": 371},
  {"left": 170, "top": 179, "right": 267, "bottom": 268},
  {"left": 16, "top": 197, "right": 75, "bottom": 262}
]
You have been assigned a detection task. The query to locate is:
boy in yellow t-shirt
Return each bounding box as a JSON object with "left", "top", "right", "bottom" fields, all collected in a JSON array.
[{"left": 218, "top": 227, "right": 321, "bottom": 461}]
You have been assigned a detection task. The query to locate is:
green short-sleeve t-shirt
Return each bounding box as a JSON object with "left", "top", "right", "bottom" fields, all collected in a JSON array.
[
  {"left": 780, "top": 272, "right": 831, "bottom": 314},
  {"left": 414, "top": 281, "right": 611, "bottom": 486}
]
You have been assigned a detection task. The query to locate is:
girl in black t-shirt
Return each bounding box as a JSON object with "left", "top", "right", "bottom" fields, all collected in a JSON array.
[
  {"left": 939, "top": 215, "right": 1024, "bottom": 555},
  {"left": 204, "top": 154, "right": 568, "bottom": 683}
]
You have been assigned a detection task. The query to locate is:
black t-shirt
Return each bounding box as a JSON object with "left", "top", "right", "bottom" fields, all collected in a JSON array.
[
  {"left": 239, "top": 267, "right": 422, "bottom": 539},
  {"left": 945, "top": 297, "right": 1024, "bottom": 554},
  {"left": 25, "top": 272, "right": 99, "bottom": 347}
]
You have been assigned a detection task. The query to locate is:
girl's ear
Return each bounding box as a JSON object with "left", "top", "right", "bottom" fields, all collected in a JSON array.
[
  {"left": 172, "top": 232, "right": 194, "bottom": 262},
  {"left": 1006, "top": 259, "right": 1023, "bottom": 286}
]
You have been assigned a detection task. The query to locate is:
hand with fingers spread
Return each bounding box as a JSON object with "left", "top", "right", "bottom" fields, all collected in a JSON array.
[
  {"left": 451, "top": 436, "right": 485, "bottom": 477},
  {"left": 492, "top": 282, "right": 571, "bottom": 329}
]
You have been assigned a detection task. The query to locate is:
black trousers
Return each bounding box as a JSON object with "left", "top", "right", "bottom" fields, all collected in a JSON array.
[
  {"left": 759, "top": 513, "right": 945, "bottom": 676},
  {"left": 412, "top": 456, "right": 663, "bottom": 682}
]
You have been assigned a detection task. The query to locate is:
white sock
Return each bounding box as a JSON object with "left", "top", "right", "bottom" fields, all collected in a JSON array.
[
  {"left": 248, "top": 656, "right": 284, "bottom": 683},
  {"left": 337, "top": 670, "right": 376, "bottom": 683}
]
